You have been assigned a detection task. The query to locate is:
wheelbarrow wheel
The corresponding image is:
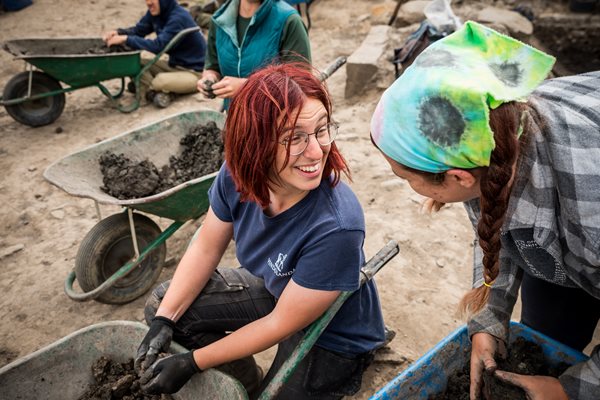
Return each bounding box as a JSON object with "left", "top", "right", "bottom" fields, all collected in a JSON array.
[
  {"left": 75, "top": 213, "right": 166, "bottom": 304},
  {"left": 3, "top": 71, "right": 66, "bottom": 127}
]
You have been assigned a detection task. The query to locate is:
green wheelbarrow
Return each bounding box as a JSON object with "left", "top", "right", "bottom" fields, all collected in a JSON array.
[
  {"left": 43, "top": 109, "right": 224, "bottom": 304},
  {"left": 0, "top": 26, "right": 200, "bottom": 127},
  {"left": 0, "top": 242, "right": 399, "bottom": 400},
  {"left": 0, "top": 320, "right": 248, "bottom": 399}
]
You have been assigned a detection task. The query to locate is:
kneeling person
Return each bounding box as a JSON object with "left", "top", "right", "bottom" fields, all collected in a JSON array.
[
  {"left": 103, "top": 0, "right": 207, "bottom": 108},
  {"left": 135, "top": 62, "right": 386, "bottom": 399}
]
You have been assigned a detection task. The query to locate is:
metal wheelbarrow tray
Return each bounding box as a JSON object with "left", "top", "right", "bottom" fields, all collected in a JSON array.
[
  {"left": 369, "top": 321, "right": 590, "bottom": 399},
  {"left": 0, "top": 320, "right": 248, "bottom": 400},
  {"left": 43, "top": 109, "right": 225, "bottom": 304},
  {"left": 1, "top": 27, "right": 199, "bottom": 127},
  {"left": 3, "top": 37, "right": 142, "bottom": 87}
]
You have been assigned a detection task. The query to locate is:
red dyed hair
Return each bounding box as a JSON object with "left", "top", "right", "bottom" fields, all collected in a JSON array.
[{"left": 224, "top": 62, "right": 350, "bottom": 208}]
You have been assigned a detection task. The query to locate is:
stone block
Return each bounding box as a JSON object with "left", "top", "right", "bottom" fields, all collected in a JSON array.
[{"left": 345, "top": 25, "right": 391, "bottom": 98}]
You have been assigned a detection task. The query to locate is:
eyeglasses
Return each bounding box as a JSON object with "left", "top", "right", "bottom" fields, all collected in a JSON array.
[{"left": 280, "top": 122, "right": 339, "bottom": 156}]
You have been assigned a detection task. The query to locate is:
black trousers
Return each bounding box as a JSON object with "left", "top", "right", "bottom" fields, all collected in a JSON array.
[
  {"left": 144, "top": 267, "right": 373, "bottom": 399},
  {"left": 520, "top": 273, "right": 600, "bottom": 351}
]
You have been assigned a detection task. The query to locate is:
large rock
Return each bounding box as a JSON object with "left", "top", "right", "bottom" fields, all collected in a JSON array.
[
  {"left": 345, "top": 25, "right": 391, "bottom": 98},
  {"left": 394, "top": 0, "right": 432, "bottom": 27},
  {"left": 476, "top": 6, "right": 533, "bottom": 38}
]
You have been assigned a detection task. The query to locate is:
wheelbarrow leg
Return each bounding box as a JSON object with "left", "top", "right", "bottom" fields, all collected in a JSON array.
[
  {"left": 96, "top": 79, "right": 140, "bottom": 113},
  {"left": 64, "top": 219, "right": 183, "bottom": 302}
]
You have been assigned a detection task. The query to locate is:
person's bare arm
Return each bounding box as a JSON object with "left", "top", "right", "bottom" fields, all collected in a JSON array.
[{"left": 155, "top": 207, "right": 233, "bottom": 321}]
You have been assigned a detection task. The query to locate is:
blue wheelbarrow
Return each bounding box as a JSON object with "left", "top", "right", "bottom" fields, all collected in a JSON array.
[{"left": 370, "top": 321, "right": 590, "bottom": 399}]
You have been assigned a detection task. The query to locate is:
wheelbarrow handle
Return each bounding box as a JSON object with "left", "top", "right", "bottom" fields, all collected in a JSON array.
[
  {"left": 257, "top": 240, "right": 400, "bottom": 400},
  {"left": 138, "top": 26, "right": 202, "bottom": 78},
  {"left": 319, "top": 56, "right": 347, "bottom": 82},
  {"left": 160, "top": 26, "right": 201, "bottom": 56}
]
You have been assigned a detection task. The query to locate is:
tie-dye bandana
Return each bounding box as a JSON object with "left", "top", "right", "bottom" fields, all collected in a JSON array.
[{"left": 371, "top": 21, "right": 555, "bottom": 173}]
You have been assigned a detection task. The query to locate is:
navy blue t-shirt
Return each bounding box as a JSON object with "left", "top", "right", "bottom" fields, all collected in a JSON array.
[{"left": 208, "top": 163, "right": 385, "bottom": 355}]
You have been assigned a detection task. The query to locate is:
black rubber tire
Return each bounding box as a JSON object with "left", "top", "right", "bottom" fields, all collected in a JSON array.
[
  {"left": 3, "top": 71, "right": 66, "bottom": 127},
  {"left": 75, "top": 213, "right": 166, "bottom": 304}
]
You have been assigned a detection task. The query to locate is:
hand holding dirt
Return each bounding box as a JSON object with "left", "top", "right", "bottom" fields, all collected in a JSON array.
[
  {"left": 139, "top": 352, "right": 201, "bottom": 395},
  {"left": 203, "top": 79, "right": 217, "bottom": 99},
  {"left": 78, "top": 356, "right": 173, "bottom": 400},
  {"left": 135, "top": 317, "right": 175, "bottom": 373}
]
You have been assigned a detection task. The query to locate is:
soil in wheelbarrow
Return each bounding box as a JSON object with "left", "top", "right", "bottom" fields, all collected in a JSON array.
[
  {"left": 430, "top": 337, "right": 570, "bottom": 400},
  {"left": 99, "top": 121, "right": 223, "bottom": 200},
  {"left": 84, "top": 44, "right": 134, "bottom": 54},
  {"left": 79, "top": 355, "right": 173, "bottom": 400}
]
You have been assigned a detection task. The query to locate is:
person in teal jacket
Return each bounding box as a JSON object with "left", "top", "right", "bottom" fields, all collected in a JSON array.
[{"left": 196, "top": 0, "right": 311, "bottom": 110}]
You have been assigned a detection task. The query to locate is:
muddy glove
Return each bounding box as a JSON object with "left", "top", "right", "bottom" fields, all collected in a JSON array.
[
  {"left": 135, "top": 316, "right": 175, "bottom": 372},
  {"left": 139, "top": 351, "right": 202, "bottom": 394}
]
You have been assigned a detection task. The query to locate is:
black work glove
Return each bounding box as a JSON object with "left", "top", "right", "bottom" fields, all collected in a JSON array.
[
  {"left": 139, "top": 351, "right": 202, "bottom": 394},
  {"left": 135, "top": 316, "right": 175, "bottom": 372}
]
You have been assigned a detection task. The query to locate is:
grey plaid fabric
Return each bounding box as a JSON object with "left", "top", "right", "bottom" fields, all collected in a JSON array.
[{"left": 465, "top": 72, "right": 600, "bottom": 400}]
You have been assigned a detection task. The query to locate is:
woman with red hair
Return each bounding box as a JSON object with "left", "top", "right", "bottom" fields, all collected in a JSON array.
[{"left": 134, "top": 62, "right": 386, "bottom": 399}]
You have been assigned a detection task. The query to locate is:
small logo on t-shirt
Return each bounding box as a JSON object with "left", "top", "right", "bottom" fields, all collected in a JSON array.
[{"left": 268, "top": 253, "right": 294, "bottom": 277}]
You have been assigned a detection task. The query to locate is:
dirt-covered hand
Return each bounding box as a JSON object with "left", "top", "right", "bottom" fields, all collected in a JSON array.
[
  {"left": 135, "top": 316, "right": 175, "bottom": 372},
  {"left": 102, "top": 30, "right": 118, "bottom": 43},
  {"left": 470, "top": 332, "right": 504, "bottom": 400},
  {"left": 494, "top": 371, "right": 568, "bottom": 400},
  {"left": 210, "top": 76, "right": 247, "bottom": 99},
  {"left": 139, "top": 351, "right": 201, "bottom": 394},
  {"left": 106, "top": 34, "right": 127, "bottom": 47},
  {"left": 197, "top": 71, "right": 220, "bottom": 97},
  {"left": 201, "top": 79, "right": 217, "bottom": 99}
]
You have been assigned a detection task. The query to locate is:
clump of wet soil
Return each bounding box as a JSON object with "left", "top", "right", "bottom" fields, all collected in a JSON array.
[
  {"left": 430, "top": 337, "right": 570, "bottom": 400},
  {"left": 85, "top": 44, "right": 133, "bottom": 54},
  {"left": 202, "top": 79, "right": 217, "bottom": 99},
  {"left": 78, "top": 356, "right": 172, "bottom": 400},
  {"left": 100, "top": 122, "right": 223, "bottom": 200}
]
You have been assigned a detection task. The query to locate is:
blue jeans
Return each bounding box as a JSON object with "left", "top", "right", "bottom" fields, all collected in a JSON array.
[{"left": 144, "top": 267, "right": 374, "bottom": 399}]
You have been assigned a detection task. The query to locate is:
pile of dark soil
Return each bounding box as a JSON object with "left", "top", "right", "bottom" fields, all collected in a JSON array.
[
  {"left": 100, "top": 122, "right": 223, "bottom": 200},
  {"left": 78, "top": 356, "right": 172, "bottom": 400},
  {"left": 85, "top": 44, "right": 133, "bottom": 54},
  {"left": 430, "top": 337, "right": 570, "bottom": 400}
]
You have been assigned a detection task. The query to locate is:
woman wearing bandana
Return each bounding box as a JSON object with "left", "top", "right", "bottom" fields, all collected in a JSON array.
[{"left": 371, "top": 21, "right": 600, "bottom": 400}]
